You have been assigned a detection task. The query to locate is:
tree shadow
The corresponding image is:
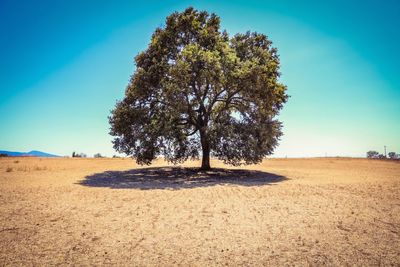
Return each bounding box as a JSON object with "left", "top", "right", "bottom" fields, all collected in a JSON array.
[{"left": 77, "top": 167, "right": 287, "bottom": 190}]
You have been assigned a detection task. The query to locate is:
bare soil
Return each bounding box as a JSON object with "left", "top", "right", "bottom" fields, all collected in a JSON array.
[{"left": 0, "top": 157, "right": 399, "bottom": 265}]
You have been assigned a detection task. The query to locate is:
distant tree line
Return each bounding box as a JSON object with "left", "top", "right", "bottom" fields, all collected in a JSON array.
[
  {"left": 367, "top": 150, "right": 399, "bottom": 160},
  {"left": 71, "top": 152, "right": 124, "bottom": 158},
  {"left": 72, "top": 152, "right": 87, "bottom": 158}
]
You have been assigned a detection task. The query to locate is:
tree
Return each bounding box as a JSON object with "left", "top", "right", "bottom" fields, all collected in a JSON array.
[
  {"left": 94, "top": 153, "right": 103, "bottom": 158},
  {"left": 72, "top": 152, "right": 86, "bottom": 158},
  {"left": 109, "top": 7, "right": 288, "bottom": 170},
  {"left": 388, "top": 152, "right": 397, "bottom": 159},
  {"left": 366, "top": 151, "right": 379, "bottom": 159}
]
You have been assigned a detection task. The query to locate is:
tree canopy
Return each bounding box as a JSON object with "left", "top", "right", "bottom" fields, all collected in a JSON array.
[{"left": 109, "top": 7, "right": 288, "bottom": 170}]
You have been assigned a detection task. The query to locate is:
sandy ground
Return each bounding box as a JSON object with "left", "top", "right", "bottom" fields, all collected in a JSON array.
[{"left": 0, "top": 157, "right": 399, "bottom": 266}]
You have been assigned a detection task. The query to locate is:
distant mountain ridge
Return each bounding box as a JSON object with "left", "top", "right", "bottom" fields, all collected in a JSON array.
[{"left": 0, "top": 150, "right": 60, "bottom": 157}]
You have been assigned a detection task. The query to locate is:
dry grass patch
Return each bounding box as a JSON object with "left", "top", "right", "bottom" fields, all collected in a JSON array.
[{"left": 0, "top": 157, "right": 399, "bottom": 265}]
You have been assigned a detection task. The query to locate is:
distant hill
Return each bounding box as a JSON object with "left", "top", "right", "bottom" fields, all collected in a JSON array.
[{"left": 0, "top": 150, "right": 60, "bottom": 157}]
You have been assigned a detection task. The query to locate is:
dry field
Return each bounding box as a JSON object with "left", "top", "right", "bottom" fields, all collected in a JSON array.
[{"left": 0, "top": 157, "right": 399, "bottom": 266}]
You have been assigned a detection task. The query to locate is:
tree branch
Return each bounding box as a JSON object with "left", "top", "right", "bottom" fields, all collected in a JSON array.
[
  {"left": 185, "top": 126, "right": 199, "bottom": 137},
  {"left": 213, "top": 88, "right": 244, "bottom": 122}
]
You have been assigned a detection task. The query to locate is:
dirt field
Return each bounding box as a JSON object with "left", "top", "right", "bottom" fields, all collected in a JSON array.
[{"left": 0, "top": 157, "right": 399, "bottom": 265}]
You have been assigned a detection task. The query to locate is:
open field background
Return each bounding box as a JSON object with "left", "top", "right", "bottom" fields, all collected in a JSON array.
[{"left": 0, "top": 157, "right": 399, "bottom": 265}]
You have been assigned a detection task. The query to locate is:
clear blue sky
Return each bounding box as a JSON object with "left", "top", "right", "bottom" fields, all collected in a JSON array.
[{"left": 1, "top": 0, "right": 399, "bottom": 157}]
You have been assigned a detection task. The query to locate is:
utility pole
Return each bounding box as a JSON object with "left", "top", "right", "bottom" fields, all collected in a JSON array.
[{"left": 384, "top": 146, "right": 387, "bottom": 158}]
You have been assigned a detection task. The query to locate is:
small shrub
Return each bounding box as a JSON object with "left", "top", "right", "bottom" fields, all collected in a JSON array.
[
  {"left": 17, "top": 166, "right": 27, "bottom": 172},
  {"left": 14, "top": 160, "right": 19, "bottom": 164},
  {"left": 366, "top": 151, "right": 379, "bottom": 159},
  {"left": 388, "top": 152, "right": 398, "bottom": 160},
  {"left": 33, "top": 166, "right": 47, "bottom": 171},
  {"left": 6, "top": 167, "right": 13, "bottom": 172}
]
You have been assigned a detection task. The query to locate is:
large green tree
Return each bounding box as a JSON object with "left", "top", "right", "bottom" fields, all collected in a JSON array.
[{"left": 109, "top": 7, "right": 288, "bottom": 170}]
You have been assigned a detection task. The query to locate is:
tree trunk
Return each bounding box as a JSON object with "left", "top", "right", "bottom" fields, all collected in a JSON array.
[
  {"left": 200, "top": 129, "right": 211, "bottom": 170},
  {"left": 201, "top": 145, "right": 211, "bottom": 170}
]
